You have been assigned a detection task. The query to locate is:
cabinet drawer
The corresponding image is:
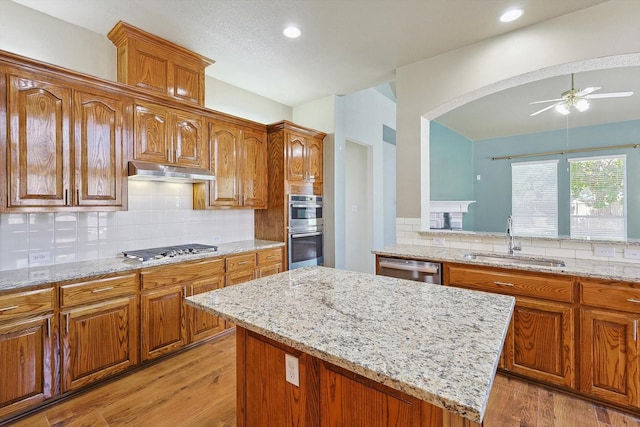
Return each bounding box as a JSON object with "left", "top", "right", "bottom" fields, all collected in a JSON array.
[
  {"left": 257, "top": 248, "right": 283, "bottom": 266},
  {"left": 141, "top": 258, "right": 224, "bottom": 290},
  {"left": 226, "top": 253, "right": 257, "bottom": 272},
  {"left": 446, "top": 264, "right": 574, "bottom": 302},
  {"left": 581, "top": 280, "right": 640, "bottom": 312},
  {"left": 0, "top": 288, "right": 54, "bottom": 321},
  {"left": 61, "top": 273, "right": 137, "bottom": 307}
]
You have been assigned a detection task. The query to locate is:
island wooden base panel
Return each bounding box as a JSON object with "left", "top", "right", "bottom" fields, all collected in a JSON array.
[{"left": 6, "top": 331, "right": 640, "bottom": 426}]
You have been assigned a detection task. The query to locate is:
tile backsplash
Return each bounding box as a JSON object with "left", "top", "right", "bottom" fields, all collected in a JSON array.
[
  {"left": 396, "top": 217, "right": 640, "bottom": 264},
  {"left": 0, "top": 181, "right": 255, "bottom": 271}
]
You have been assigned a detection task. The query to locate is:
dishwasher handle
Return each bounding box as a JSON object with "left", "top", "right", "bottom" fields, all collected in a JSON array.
[{"left": 378, "top": 260, "right": 439, "bottom": 274}]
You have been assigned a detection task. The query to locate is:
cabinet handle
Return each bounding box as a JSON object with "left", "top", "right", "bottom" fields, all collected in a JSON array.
[
  {"left": 91, "top": 286, "right": 114, "bottom": 293},
  {"left": 493, "top": 281, "right": 515, "bottom": 287},
  {"left": 0, "top": 305, "right": 19, "bottom": 312},
  {"left": 627, "top": 299, "right": 640, "bottom": 304},
  {"left": 64, "top": 189, "right": 69, "bottom": 206},
  {"left": 634, "top": 319, "right": 638, "bottom": 342},
  {"left": 238, "top": 261, "right": 249, "bottom": 265},
  {"left": 183, "top": 286, "right": 187, "bottom": 296},
  {"left": 65, "top": 313, "right": 69, "bottom": 334},
  {"left": 76, "top": 189, "right": 80, "bottom": 204},
  {"left": 266, "top": 255, "right": 278, "bottom": 259},
  {"left": 46, "top": 317, "right": 51, "bottom": 337}
]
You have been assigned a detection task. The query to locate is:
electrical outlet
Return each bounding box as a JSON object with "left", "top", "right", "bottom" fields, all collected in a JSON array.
[
  {"left": 285, "top": 354, "right": 299, "bottom": 387},
  {"left": 624, "top": 248, "right": 640, "bottom": 260},
  {"left": 593, "top": 246, "right": 615, "bottom": 257},
  {"left": 212, "top": 236, "right": 221, "bottom": 243},
  {"left": 432, "top": 237, "right": 445, "bottom": 246},
  {"left": 29, "top": 252, "right": 50, "bottom": 264}
]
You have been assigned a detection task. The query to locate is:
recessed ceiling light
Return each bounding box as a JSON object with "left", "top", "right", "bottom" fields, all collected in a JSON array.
[
  {"left": 283, "top": 26, "right": 302, "bottom": 38},
  {"left": 500, "top": 8, "right": 524, "bottom": 23}
]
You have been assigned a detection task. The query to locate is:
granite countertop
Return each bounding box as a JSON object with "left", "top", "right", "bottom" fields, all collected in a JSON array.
[
  {"left": 374, "top": 244, "right": 640, "bottom": 282},
  {"left": 186, "top": 266, "right": 515, "bottom": 423},
  {"left": 0, "top": 239, "right": 284, "bottom": 293}
]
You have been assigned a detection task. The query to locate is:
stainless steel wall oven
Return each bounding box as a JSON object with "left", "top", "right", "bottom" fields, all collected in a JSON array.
[{"left": 288, "top": 195, "right": 323, "bottom": 269}]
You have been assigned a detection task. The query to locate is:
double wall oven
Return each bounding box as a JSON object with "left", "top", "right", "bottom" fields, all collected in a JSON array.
[{"left": 288, "top": 194, "right": 323, "bottom": 270}]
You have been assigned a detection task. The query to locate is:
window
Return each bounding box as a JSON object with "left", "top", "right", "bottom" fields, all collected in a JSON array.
[
  {"left": 569, "top": 155, "right": 626, "bottom": 240},
  {"left": 511, "top": 160, "right": 558, "bottom": 236}
]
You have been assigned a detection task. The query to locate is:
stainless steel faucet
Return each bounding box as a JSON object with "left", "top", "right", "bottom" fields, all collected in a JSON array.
[{"left": 506, "top": 215, "right": 521, "bottom": 255}]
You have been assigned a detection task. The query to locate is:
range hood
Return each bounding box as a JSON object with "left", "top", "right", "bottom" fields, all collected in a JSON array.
[{"left": 128, "top": 161, "right": 215, "bottom": 183}]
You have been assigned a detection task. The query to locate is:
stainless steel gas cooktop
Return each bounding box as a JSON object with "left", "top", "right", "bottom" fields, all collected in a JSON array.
[{"left": 122, "top": 244, "right": 218, "bottom": 262}]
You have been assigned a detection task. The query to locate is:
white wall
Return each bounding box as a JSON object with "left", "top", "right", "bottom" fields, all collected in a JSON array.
[
  {"left": 395, "top": 0, "right": 640, "bottom": 221},
  {"left": 0, "top": 1, "right": 292, "bottom": 271},
  {"left": 345, "top": 141, "right": 373, "bottom": 273}
]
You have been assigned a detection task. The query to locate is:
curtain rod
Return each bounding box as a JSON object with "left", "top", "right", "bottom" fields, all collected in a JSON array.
[{"left": 491, "top": 143, "right": 640, "bottom": 161}]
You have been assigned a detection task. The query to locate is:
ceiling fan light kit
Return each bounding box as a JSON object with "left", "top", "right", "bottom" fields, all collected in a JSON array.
[{"left": 530, "top": 73, "right": 633, "bottom": 117}]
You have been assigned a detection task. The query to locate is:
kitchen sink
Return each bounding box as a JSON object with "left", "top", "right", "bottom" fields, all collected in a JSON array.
[{"left": 462, "top": 252, "right": 566, "bottom": 267}]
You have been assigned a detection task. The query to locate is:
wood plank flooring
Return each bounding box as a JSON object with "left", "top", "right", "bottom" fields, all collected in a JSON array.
[{"left": 6, "top": 331, "right": 640, "bottom": 426}]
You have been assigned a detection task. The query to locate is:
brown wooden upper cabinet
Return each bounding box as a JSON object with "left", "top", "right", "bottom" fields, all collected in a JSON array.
[
  {"left": 193, "top": 120, "right": 267, "bottom": 209},
  {"left": 108, "top": 21, "right": 214, "bottom": 106},
  {"left": 2, "top": 71, "right": 127, "bottom": 212},
  {"left": 287, "top": 131, "right": 323, "bottom": 186},
  {"left": 133, "top": 101, "right": 206, "bottom": 169}
]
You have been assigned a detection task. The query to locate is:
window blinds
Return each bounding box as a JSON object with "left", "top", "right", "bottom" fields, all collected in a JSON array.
[{"left": 511, "top": 160, "right": 558, "bottom": 236}]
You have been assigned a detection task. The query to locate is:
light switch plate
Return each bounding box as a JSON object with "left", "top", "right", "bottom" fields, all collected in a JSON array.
[
  {"left": 285, "top": 354, "right": 299, "bottom": 387},
  {"left": 593, "top": 246, "right": 615, "bottom": 257},
  {"left": 432, "top": 238, "right": 445, "bottom": 246},
  {"left": 624, "top": 248, "right": 640, "bottom": 260}
]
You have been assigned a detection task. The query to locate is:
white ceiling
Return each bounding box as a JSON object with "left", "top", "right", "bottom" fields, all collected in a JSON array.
[
  {"left": 11, "top": 0, "right": 608, "bottom": 107},
  {"left": 436, "top": 66, "right": 640, "bottom": 140}
]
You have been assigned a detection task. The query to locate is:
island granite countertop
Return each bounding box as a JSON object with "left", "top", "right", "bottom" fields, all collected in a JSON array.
[
  {"left": 374, "top": 244, "right": 640, "bottom": 282},
  {"left": 0, "top": 239, "right": 284, "bottom": 294},
  {"left": 186, "top": 266, "right": 515, "bottom": 423}
]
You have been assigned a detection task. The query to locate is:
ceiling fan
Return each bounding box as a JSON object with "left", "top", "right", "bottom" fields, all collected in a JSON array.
[{"left": 530, "top": 73, "right": 634, "bottom": 117}]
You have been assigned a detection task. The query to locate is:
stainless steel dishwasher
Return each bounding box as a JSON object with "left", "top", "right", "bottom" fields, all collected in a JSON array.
[{"left": 377, "top": 257, "right": 442, "bottom": 284}]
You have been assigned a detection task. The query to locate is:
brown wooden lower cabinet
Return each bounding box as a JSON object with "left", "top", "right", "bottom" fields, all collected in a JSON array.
[
  {"left": 189, "top": 276, "right": 225, "bottom": 342},
  {"left": 140, "top": 284, "right": 188, "bottom": 361},
  {"left": 0, "top": 315, "right": 54, "bottom": 419},
  {"left": 504, "top": 297, "right": 575, "bottom": 388},
  {"left": 238, "top": 327, "right": 480, "bottom": 427},
  {"left": 60, "top": 273, "right": 139, "bottom": 392},
  {"left": 580, "top": 307, "right": 640, "bottom": 407}
]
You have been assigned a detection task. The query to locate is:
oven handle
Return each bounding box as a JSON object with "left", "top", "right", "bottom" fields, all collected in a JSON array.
[
  {"left": 378, "top": 261, "right": 439, "bottom": 274},
  {"left": 290, "top": 231, "right": 323, "bottom": 238},
  {"left": 290, "top": 204, "right": 323, "bottom": 208}
]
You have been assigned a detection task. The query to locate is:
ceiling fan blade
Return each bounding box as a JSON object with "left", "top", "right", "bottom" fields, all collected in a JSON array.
[
  {"left": 530, "top": 102, "right": 562, "bottom": 117},
  {"left": 576, "top": 86, "right": 601, "bottom": 96},
  {"left": 530, "top": 98, "right": 563, "bottom": 105},
  {"left": 585, "top": 91, "right": 634, "bottom": 99}
]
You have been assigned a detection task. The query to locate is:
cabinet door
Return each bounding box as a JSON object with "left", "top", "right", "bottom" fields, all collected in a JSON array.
[
  {"left": 209, "top": 121, "right": 239, "bottom": 207},
  {"left": 141, "top": 285, "right": 187, "bottom": 361},
  {"left": 73, "top": 90, "right": 124, "bottom": 208},
  {"left": 286, "top": 133, "right": 306, "bottom": 182},
  {"left": 61, "top": 296, "right": 138, "bottom": 392},
  {"left": 305, "top": 137, "right": 323, "bottom": 184},
  {"left": 258, "top": 264, "right": 282, "bottom": 278},
  {"left": 504, "top": 298, "right": 575, "bottom": 388},
  {"left": 133, "top": 102, "right": 170, "bottom": 164},
  {"left": 239, "top": 128, "right": 267, "bottom": 208},
  {"left": 7, "top": 74, "right": 71, "bottom": 208},
  {"left": 189, "top": 276, "right": 225, "bottom": 343},
  {"left": 580, "top": 307, "right": 639, "bottom": 407},
  {"left": 0, "top": 316, "right": 54, "bottom": 419},
  {"left": 172, "top": 110, "right": 205, "bottom": 168}
]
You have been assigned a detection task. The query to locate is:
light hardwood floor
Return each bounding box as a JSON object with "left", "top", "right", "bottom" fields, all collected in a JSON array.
[{"left": 7, "top": 331, "right": 640, "bottom": 427}]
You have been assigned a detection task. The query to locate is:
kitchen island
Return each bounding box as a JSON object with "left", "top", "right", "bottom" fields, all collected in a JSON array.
[{"left": 187, "top": 266, "right": 515, "bottom": 426}]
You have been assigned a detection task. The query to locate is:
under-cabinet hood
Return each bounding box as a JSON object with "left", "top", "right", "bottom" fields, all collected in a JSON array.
[{"left": 127, "top": 161, "right": 215, "bottom": 183}]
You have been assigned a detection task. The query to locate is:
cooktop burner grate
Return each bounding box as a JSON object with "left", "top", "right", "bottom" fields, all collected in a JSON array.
[{"left": 122, "top": 243, "right": 218, "bottom": 262}]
